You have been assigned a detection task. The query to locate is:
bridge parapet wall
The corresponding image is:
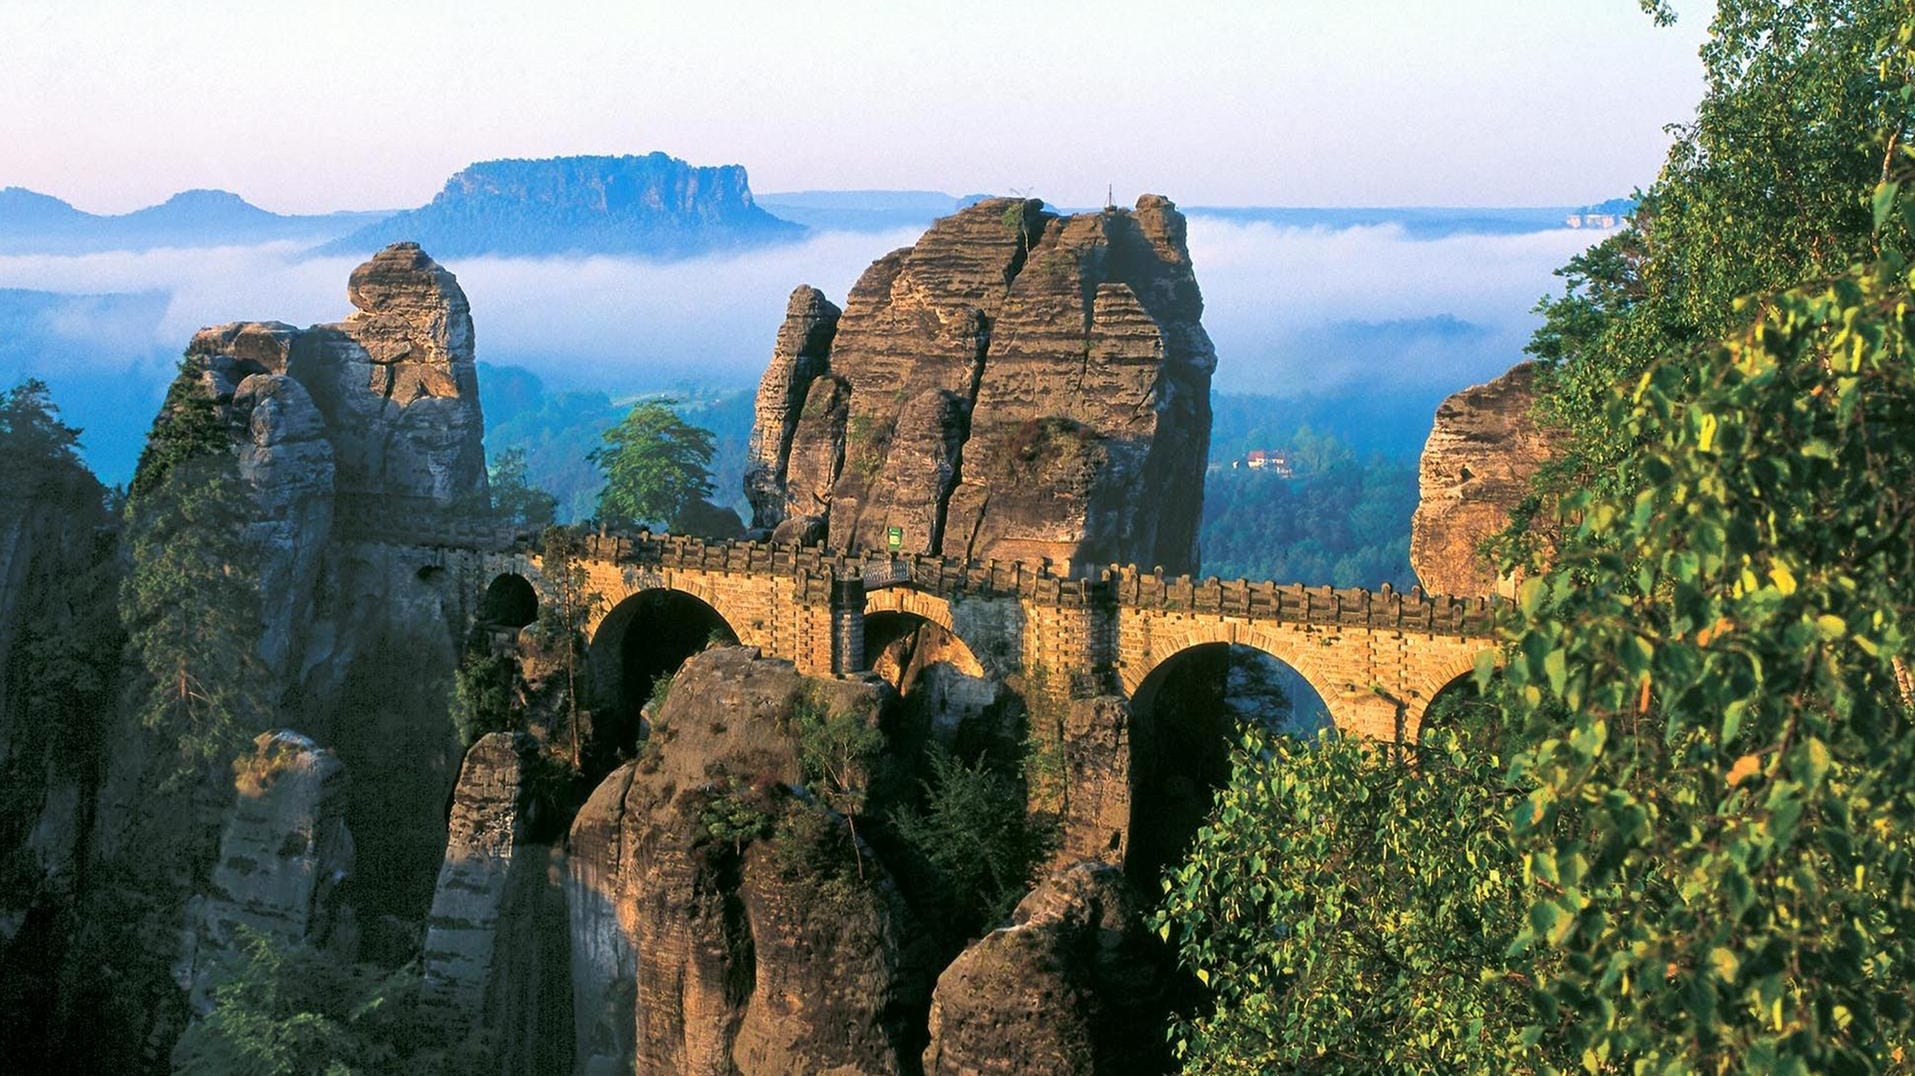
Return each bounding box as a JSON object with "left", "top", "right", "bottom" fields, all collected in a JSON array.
[
  {"left": 474, "top": 530, "right": 1502, "bottom": 741},
  {"left": 1103, "top": 565, "right": 1494, "bottom": 635}
]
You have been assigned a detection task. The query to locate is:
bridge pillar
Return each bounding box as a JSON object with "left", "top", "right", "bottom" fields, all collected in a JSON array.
[{"left": 830, "top": 578, "right": 867, "bottom": 676}]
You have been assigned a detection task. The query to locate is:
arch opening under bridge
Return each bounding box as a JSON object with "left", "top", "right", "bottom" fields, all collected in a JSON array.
[
  {"left": 1125, "top": 642, "right": 1331, "bottom": 885},
  {"left": 477, "top": 572, "right": 538, "bottom": 629},
  {"left": 863, "top": 608, "right": 1018, "bottom": 775},
  {"left": 585, "top": 588, "right": 739, "bottom": 770}
]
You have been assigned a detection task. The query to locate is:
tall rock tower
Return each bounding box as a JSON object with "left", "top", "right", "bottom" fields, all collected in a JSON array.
[{"left": 743, "top": 195, "right": 1216, "bottom": 575}]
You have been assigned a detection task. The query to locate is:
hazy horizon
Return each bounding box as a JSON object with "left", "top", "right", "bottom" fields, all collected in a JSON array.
[{"left": 2, "top": 1, "right": 1714, "bottom": 215}]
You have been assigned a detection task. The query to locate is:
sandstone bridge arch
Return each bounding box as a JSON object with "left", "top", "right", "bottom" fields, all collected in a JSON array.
[
  {"left": 464, "top": 535, "right": 1498, "bottom": 738},
  {"left": 454, "top": 535, "right": 1500, "bottom": 852}
]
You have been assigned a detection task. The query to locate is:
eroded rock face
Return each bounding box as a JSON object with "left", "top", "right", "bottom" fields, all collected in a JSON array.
[
  {"left": 152, "top": 244, "right": 484, "bottom": 963},
  {"left": 422, "top": 731, "right": 571, "bottom": 1073},
  {"left": 922, "top": 861, "right": 1165, "bottom": 1076},
  {"left": 1409, "top": 362, "right": 1559, "bottom": 597},
  {"left": 178, "top": 731, "right": 355, "bottom": 1009},
  {"left": 745, "top": 196, "right": 1215, "bottom": 574},
  {"left": 422, "top": 732, "right": 537, "bottom": 1014},
  {"left": 565, "top": 647, "right": 932, "bottom": 1075},
  {"left": 745, "top": 286, "right": 841, "bottom": 531},
  {"left": 1054, "top": 696, "right": 1133, "bottom": 869}
]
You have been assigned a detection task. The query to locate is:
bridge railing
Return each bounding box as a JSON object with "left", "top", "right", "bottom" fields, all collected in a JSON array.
[
  {"left": 570, "top": 529, "right": 1495, "bottom": 635},
  {"left": 1102, "top": 565, "right": 1494, "bottom": 635}
]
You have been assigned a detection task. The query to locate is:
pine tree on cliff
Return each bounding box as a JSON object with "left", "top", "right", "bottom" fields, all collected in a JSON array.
[
  {"left": 122, "top": 358, "right": 270, "bottom": 782},
  {"left": 588, "top": 399, "right": 716, "bottom": 530}
]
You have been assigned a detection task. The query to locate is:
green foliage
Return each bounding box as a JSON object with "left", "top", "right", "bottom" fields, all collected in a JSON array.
[
  {"left": 1501, "top": 255, "right": 1915, "bottom": 1070},
  {"left": 0, "top": 378, "right": 120, "bottom": 768},
  {"left": 889, "top": 748, "right": 1051, "bottom": 939},
  {"left": 588, "top": 399, "right": 717, "bottom": 529},
  {"left": 484, "top": 446, "right": 557, "bottom": 529},
  {"left": 0, "top": 378, "right": 92, "bottom": 502},
  {"left": 792, "top": 691, "right": 884, "bottom": 821},
  {"left": 172, "top": 927, "right": 489, "bottom": 1076},
  {"left": 1168, "top": 12, "right": 1915, "bottom": 1072},
  {"left": 450, "top": 650, "right": 517, "bottom": 745},
  {"left": 1200, "top": 430, "right": 1418, "bottom": 589},
  {"left": 1157, "top": 729, "right": 1546, "bottom": 1074},
  {"left": 699, "top": 780, "right": 778, "bottom": 852},
  {"left": 120, "top": 371, "right": 269, "bottom": 784},
  {"left": 129, "top": 358, "right": 236, "bottom": 501},
  {"left": 534, "top": 526, "right": 604, "bottom": 770},
  {"left": 770, "top": 803, "right": 868, "bottom": 914},
  {"left": 646, "top": 670, "right": 675, "bottom": 711},
  {"left": 1526, "top": 0, "right": 1912, "bottom": 498}
]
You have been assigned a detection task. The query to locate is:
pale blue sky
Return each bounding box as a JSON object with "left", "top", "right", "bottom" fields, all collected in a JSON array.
[{"left": 1, "top": 1, "right": 1712, "bottom": 213}]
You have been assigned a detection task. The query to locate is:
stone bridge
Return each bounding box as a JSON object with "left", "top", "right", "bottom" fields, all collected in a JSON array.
[
  {"left": 358, "top": 502, "right": 1500, "bottom": 869},
  {"left": 409, "top": 524, "right": 1498, "bottom": 745}
]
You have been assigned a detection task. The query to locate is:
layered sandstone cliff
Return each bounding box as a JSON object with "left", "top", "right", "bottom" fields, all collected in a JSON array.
[
  {"left": 177, "top": 731, "right": 356, "bottom": 1009},
  {"left": 567, "top": 647, "right": 933, "bottom": 1075},
  {"left": 161, "top": 242, "right": 487, "bottom": 952},
  {"left": 744, "top": 195, "right": 1216, "bottom": 575},
  {"left": 1409, "top": 361, "right": 1559, "bottom": 597}
]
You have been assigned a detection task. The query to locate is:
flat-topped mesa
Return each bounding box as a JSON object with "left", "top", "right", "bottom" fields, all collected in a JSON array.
[
  {"left": 744, "top": 195, "right": 1216, "bottom": 576},
  {"left": 183, "top": 241, "right": 487, "bottom": 506}
]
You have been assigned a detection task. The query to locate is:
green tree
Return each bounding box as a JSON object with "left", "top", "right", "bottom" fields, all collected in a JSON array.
[
  {"left": 0, "top": 380, "right": 119, "bottom": 767},
  {"left": 449, "top": 650, "right": 517, "bottom": 745},
  {"left": 1162, "top": 9, "right": 1915, "bottom": 1072},
  {"left": 1526, "top": 0, "right": 1912, "bottom": 498},
  {"left": 1156, "top": 729, "right": 1551, "bottom": 1074},
  {"left": 486, "top": 446, "right": 557, "bottom": 529},
  {"left": 888, "top": 748, "right": 1051, "bottom": 942},
  {"left": 1499, "top": 250, "right": 1915, "bottom": 1070},
  {"left": 588, "top": 399, "right": 716, "bottom": 529},
  {"left": 0, "top": 379, "right": 91, "bottom": 501},
  {"left": 534, "top": 526, "right": 603, "bottom": 769},
  {"left": 792, "top": 691, "right": 884, "bottom": 877},
  {"left": 121, "top": 364, "right": 270, "bottom": 784}
]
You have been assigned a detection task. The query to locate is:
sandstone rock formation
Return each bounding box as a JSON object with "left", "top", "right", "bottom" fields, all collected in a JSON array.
[
  {"left": 1410, "top": 361, "right": 1559, "bottom": 597},
  {"left": 744, "top": 286, "right": 840, "bottom": 530},
  {"left": 177, "top": 731, "right": 355, "bottom": 1008},
  {"left": 422, "top": 731, "right": 571, "bottom": 1072},
  {"left": 922, "top": 861, "right": 1165, "bottom": 1075},
  {"left": 154, "top": 243, "right": 487, "bottom": 959},
  {"left": 1053, "top": 696, "right": 1134, "bottom": 868},
  {"left": 744, "top": 196, "right": 1216, "bottom": 575},
  {"left": 566, "top": 646, "right": 933, "bottom": 1075},
  {"left": 186, "top": 241, "right": 488, "bottom": 510}
]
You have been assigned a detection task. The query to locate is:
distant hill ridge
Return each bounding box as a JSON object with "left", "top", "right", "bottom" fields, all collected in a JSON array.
[
  {"left": 320, "top": 152, "right": 804, "bottom": 259},
  {"left": 0, "top": 186, "right": 383, "bottom": 253}
]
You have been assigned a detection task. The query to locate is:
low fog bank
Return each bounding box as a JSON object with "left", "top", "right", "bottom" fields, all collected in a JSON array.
[{"left": 0, "top": 216, "right": 1610, "bottom": 484}]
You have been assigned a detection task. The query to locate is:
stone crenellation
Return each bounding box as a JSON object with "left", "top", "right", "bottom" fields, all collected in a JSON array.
[
  {"left": 515, "top": 529, "right": 1497, "bottom": 632},
  {"left": 455, "top": 527, "right": 1499, "bottom": 745}
]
